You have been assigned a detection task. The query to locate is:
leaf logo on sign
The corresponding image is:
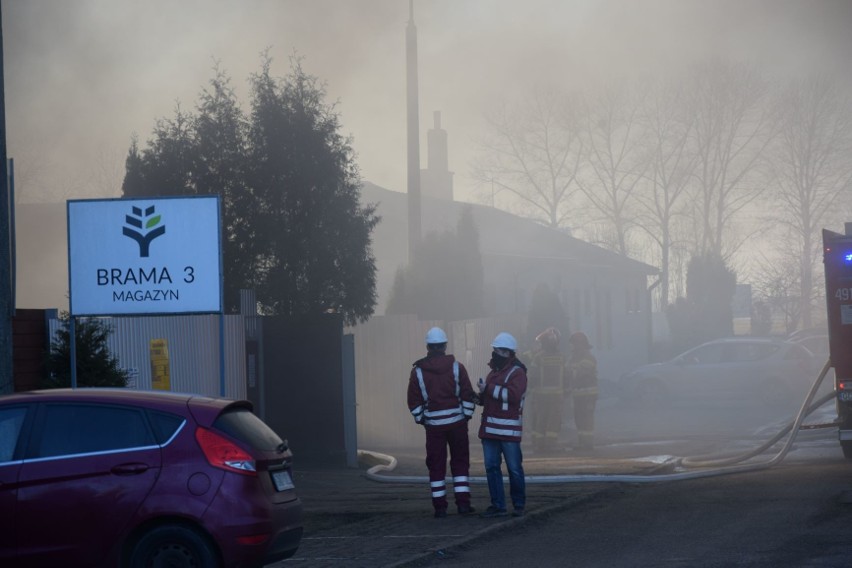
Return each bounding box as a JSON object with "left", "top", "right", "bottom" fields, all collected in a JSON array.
[{"left": 123, "top": 205, "right": 166, "bottom": 257}]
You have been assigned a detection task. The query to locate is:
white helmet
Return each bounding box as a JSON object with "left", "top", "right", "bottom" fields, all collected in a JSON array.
[
  {"left": 491, "top": 332, "right": 517, "bottom": 351},
  {"left": 426, "top": 327, "right": 448, "bottom": 345}
]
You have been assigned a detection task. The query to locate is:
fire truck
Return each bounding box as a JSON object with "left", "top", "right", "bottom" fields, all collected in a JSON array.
[{"left": 823, "top": 224, "right": 852, "bottom": 458}]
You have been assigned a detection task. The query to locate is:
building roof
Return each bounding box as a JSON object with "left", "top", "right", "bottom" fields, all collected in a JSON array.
[
  {"left": 362, "top": 181, "right": 658, "bottom": 269},
  {"left": 361, "top": 181, "right": 658, "bottom": 312}
]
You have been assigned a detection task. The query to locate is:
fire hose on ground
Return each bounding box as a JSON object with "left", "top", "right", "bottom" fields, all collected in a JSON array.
[{"left": 358, "top": 360, "right": 835, "bottom": 485}]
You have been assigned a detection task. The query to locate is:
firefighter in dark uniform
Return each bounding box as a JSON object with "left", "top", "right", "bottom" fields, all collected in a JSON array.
[
  {"left": 567, "top": 331, "right": 598, "bottom": 451},
  {"left": 528, "top": 327, "right": 567, "bottom": 454},
  {"left": 407, "top": 327, "right": 477, "bottom": 518}
]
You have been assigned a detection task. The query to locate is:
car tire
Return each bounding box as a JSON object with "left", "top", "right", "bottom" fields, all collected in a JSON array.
[
  {"left": 841, "top": 441, "right": 852, "bottom": 460},
  {"left": 129, "top": 524, "right": 220, "bottom": 568}
]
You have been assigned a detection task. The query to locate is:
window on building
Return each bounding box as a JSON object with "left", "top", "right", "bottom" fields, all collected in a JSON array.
[{"left": 626, "top": 288, "right": 642, "bottom": 314}]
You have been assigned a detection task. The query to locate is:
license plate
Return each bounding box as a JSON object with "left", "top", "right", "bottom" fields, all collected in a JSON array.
[
  {"left": 839, "top": 392, "right": 852, "bottom": 402},
  {"left": 271, "top": 469, "right": 295, "bottom": 492}
]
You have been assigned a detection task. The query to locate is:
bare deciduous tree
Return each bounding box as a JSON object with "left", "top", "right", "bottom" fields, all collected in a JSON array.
[
  {"left": 634, "top": 79, "right": 697, "bottom": 307},
  {"left": 748, "top": 248, "right": 802, "bottom": 334},
  {"left": 687, "top": 60, "right": 774, "bottom": 256},
  {"left": 577, "top": 82, "right": 649, "bottom": 256},
  {"left": 473, "top": 87, "right": 583, "bottom": 229},
  {"left": 769, "top": 74, "right": 852, "bottom": 328}
]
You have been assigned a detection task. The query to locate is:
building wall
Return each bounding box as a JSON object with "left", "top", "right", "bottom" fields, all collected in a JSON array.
[
  {"left": 350, "top": 313, "right": 524, "bottom": 452},
  {"left": 482, "top": 253, "right": 652, "bottom": 382}
]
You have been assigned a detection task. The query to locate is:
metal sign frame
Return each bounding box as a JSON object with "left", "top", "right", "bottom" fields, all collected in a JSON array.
[{"left": 65, "top": 195, "right": 224, "bottom": 391}]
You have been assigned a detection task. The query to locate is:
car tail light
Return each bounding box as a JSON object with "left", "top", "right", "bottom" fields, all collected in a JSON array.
[{"left": 195, "top": 427, "right": 257, "bottom": 476}]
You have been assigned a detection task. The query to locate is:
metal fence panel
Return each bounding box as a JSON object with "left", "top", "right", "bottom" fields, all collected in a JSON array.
[
  {"left": 349, "top": 315, "right": 440, "bottom": 450},
  {"left": 48, "top": 315, "right": 246, "bottom": 399},
  {"left": 349, "top": 314, "right": 522, "bottom": 451}
]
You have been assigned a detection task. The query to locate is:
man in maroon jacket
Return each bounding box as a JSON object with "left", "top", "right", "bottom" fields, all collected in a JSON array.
[{"left": 408, "top": 327, "right": 477, "bottom": 518}]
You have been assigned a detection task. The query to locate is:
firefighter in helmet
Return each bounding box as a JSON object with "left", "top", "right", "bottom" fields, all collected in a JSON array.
[
  {"left": 566, "top": 331, "right": 598, "bottom": 451},
  {"left": 527, "top": 327, "right": 567, "bottom": 454}
]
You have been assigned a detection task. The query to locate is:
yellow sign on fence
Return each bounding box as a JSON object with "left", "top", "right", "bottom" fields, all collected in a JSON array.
[{"left": 149, "top": 339, "right": 171, "bottom": 391}]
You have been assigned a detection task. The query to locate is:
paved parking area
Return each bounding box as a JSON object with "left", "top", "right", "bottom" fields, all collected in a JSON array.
[{"left": 275, "top": 451, "right": 672, "bottom": 567}]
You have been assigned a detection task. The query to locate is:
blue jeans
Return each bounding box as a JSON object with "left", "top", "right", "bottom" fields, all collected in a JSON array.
[{"left": 481, "top": 438, "right": 525, "bottom": 511}]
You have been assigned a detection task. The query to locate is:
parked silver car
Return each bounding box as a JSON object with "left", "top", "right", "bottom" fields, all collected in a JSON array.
[{"left": 619, "top": 337, "right": 817, "bottom": 406}]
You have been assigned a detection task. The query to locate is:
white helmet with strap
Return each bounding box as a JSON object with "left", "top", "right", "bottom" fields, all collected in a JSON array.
[
  {"left": 426, "top": 327, "right": 448, "bottom": 345},
  {"left": 491, "top": 332, "right": 517, "bottom": 351}
]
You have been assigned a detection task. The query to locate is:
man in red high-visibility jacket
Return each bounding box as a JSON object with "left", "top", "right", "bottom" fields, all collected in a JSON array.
[
  {"left": 477, "top": 332, "right": 528, "bottom": 519},
  {"left": 407, "top": 327, "right": 477, "bottom": 518}
]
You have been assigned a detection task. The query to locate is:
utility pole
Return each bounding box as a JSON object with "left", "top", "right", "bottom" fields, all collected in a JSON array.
[
  {"left": 0, "top": 2, "right": 13, "bottom": 394},
  {"left": 406, "top": 0, "right": 421, "bottom": 263}
]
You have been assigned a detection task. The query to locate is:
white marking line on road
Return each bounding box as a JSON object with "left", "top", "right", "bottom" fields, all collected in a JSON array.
[{"left": 303, "top": 535, "right": 462, "bottom": 540}]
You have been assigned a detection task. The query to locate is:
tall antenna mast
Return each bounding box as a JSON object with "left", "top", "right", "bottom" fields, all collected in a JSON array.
[{"left": 406, "top": 0, "right": 422, "bottom": 262}]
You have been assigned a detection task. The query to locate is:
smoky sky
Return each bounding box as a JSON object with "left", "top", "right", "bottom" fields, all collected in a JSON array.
[{"left": 3, "top": 0, "right": 852, "bottom": 203}]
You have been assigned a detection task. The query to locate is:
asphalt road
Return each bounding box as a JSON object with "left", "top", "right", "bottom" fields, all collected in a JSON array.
[
  {"left": 282, "top": 388, "right": 847, "bottom": 568},
  {"left": 405, "top": 437, "right": 852, "bottom": 568}
]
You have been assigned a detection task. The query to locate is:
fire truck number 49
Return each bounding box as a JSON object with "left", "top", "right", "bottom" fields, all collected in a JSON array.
[{"left": 835, "top": 287, "right": 852, "bottom": 301}]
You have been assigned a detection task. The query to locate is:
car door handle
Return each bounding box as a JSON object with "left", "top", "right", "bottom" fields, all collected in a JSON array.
[{"left": 111, "top": 463, "right": 150, "bottom": 475}]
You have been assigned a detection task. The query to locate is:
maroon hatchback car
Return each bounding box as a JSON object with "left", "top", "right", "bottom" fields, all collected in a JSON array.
[{"left": 0, "top": 388, "right": 303, "bottom": 567}]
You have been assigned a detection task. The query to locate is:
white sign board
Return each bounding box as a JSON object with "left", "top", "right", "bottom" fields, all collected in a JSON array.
[{"left": 68, "top": 196, "right": 222, "bottom": 316}]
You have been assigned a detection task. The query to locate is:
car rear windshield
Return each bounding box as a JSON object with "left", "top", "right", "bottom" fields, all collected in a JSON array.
[{"left": 213, "top": 408, "right": 284, "bottom": 452}]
